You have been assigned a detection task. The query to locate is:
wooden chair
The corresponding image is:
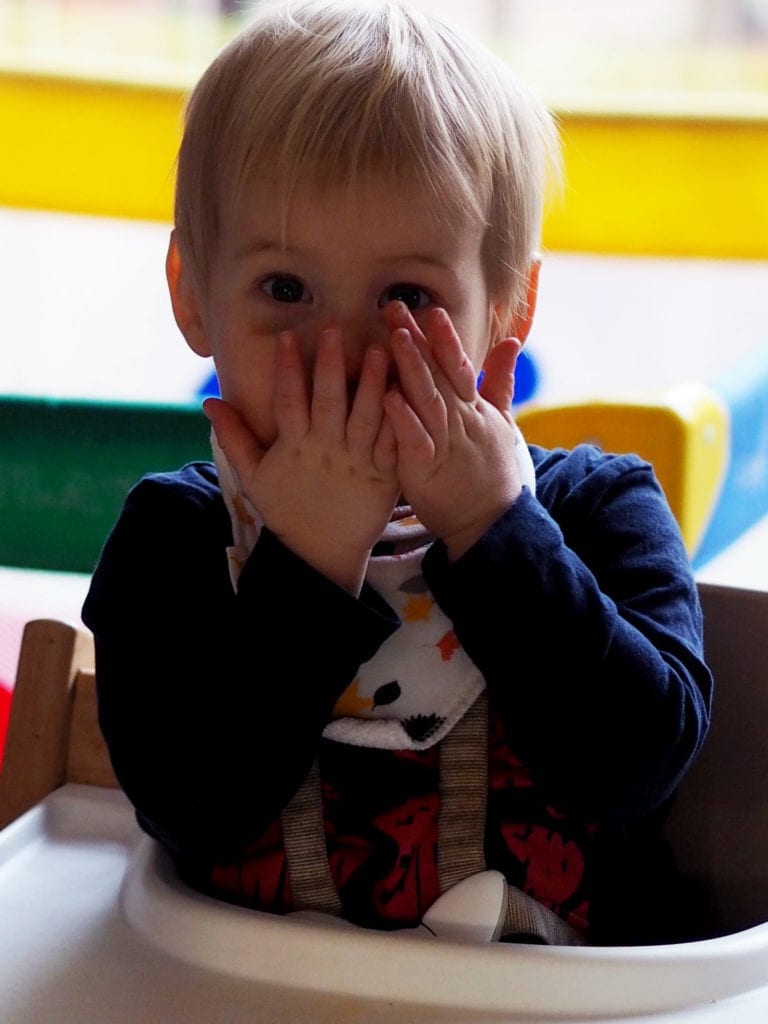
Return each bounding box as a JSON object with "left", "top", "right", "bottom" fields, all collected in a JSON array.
[{"left": 0, "top": 619, "right": 117, "bottom": 832}]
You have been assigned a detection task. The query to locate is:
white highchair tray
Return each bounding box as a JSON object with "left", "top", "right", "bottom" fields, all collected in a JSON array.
[
  {"left": 122, "top": 834, "right": 768, "bottom": 1020},
  {"left": 2, "top": 784, "right": 768, "bottom": 1022}
]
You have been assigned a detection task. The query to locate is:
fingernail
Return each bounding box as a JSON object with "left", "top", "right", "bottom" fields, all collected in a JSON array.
[{"left": 388, "top": 300, "right": 409, "bottom": 324}]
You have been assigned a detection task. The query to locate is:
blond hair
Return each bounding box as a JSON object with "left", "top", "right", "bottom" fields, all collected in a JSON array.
[{"left": 174, "top": 0, "right": 559, "bottom": 321}]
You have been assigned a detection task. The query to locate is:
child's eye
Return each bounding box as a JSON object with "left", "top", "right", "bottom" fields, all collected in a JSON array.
[
  {"left": 379, "top": 283, "right": 431, "bottom": 310},
  {"left": 260, "top": 275, "right": 311, "bottom": 303}
]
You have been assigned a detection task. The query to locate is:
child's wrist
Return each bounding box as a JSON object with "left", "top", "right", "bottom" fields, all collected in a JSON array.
[
  {"left": 441, "top": 490, "right": 523, "bottom": 562},
  {"left": 275, "top": 532, "right": 370, "bottom": 596}
]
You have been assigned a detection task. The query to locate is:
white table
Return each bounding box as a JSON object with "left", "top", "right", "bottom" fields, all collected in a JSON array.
[{"left": 0, "top": 567, "right": 89, "bottom": 689}]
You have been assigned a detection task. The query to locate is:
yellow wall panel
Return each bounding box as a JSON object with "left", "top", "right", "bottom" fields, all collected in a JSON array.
[
  {"left": 0, "top": 72, "right": 185, "bottom": 221},
  {"left": 545, "top": 115, "right": 768, "bottom": 258},
  {"left": 2, "top": 68, "right": 767, "bottom": 259}
]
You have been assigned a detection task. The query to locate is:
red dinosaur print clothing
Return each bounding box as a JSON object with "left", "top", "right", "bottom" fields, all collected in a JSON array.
[
  {"left": 205, "top": 712, "right": 594, "bottom": 936},
  {"left": 210, "top": 818, "right": 289, "bottom": 914},
  {"left": 488, "top": 713, "right": 595, "bottom": 934}
]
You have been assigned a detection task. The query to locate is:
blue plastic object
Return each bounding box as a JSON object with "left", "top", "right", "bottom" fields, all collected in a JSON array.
[
  {"left": 511, "top": 349, "right": 539, "bottom": 405},
  {"left": 196, "top": 370, "right": 220, "bottom": 400},
  {"left": 693, "top": 344, "right": 768, "bottom": 568}
]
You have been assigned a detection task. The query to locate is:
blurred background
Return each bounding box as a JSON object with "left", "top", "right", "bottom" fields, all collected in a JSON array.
[
  {"left": 0, "top": 1, "right": 767, "bottom": 721},
  {"left": 2, "top": 0, "right": 767, "bottom": 399},
  {"left": 2, "top": 1, "right": 768, "bottom": 102}
]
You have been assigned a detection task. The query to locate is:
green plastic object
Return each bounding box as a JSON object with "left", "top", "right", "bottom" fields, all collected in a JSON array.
[{"left": 0, "top": 397, "right": 210, "bottom": 573}]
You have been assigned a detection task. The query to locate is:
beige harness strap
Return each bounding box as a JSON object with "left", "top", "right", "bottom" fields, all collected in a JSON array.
[
  {"left": 437, "top": 694, "right": 586, "bottom": 946},
  {"left": 280, "top": 696, "right": 586, "bottom": 945},
  {"left": 437, "top": 692, "right": 489, "bottom": 892},
  {"left": 502, "top": 886, "right": 588, "bottom": 945},
  {"left": 281, "top": 760, "right": 342, "bottom": 915}
]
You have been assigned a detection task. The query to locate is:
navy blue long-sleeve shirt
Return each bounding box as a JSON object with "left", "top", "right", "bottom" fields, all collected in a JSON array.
[{"left": 83, "top": 444, "right": 712, "bottom": 942}]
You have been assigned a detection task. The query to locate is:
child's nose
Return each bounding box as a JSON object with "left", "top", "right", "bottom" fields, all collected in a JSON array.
[{"left": 336, "top": 313, "right": 393, "bottom": 381}]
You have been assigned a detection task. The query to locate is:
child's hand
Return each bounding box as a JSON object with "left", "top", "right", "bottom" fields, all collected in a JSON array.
[
  {"left": 382, "top": 304, "right": 523, "bottom": 561},
  {"left": 205, "top": 329, "right": 399, "bottom": 595}
]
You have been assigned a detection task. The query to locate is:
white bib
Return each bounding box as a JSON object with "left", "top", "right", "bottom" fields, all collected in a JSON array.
[{"left": 212, "top": 426, "right": 535, "bottom": 751}]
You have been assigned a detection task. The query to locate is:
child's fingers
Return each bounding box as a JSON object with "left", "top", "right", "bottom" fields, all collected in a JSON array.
[
  {"left": 203, "top": 397, "right": 264, "bottom": 480},
  {"left": 478, "top": 337, "right": 521, "bottom": 414},
  {"left": 386, "top": 303, "right": 477, "bottom": 408},
  {"left": 382, "top": 301, "right": 436, "bottom": 371},
  {"left": 347, "top": 343, "right": 389, "bottom": 459},
  {"left": 372, "top": 411, "right": 398, "bottom": 476},
  {"left": 389, "top": 328, "right": 448, "bottom": 445},
  {"left": 310, "top": 328, "right": 348, "bottom": 440},
  {"left": 273, "top": 331, "right": 310, "bottom": 441},
  {"left": 425, "top": 308, "right": 477, "bottom": 403},
  {"left": 383, "top": 387, "right": 436, "bottom": 464}
]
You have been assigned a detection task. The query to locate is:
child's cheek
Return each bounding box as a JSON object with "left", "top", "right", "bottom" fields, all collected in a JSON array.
[{"left": 213, "top": 363, "right": 277, "bottom": 448}]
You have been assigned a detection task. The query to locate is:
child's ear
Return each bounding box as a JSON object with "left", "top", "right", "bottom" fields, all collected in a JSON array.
[
  {"left": 495, "top": 258, "right": 541, "bottom": 345},
  {"left": 166, "top": 231, "right": 211, "bottom": 357}
]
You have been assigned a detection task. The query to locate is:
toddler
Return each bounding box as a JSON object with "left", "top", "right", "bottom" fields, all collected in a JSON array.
[{"left": 83, "top": 0, "right": 712, "bottom": 945}]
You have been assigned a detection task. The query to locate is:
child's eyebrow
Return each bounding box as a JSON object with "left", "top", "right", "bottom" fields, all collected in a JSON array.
[
  {"left": 233, "top": 241, "right": 454, "bottom": 273},
  {"left": 374, "top": 253, "right": 452, "bottom": 271},
  {"left": 233, "top": 240, "right": 292, "bottom": 261}
]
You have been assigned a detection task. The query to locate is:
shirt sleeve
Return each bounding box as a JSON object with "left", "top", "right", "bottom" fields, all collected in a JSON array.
[
  {"left": 82, "top": 465, "right": 398, "bottom": 859},
  {"left": 422, "top": 447, "right": 712, "bottom": 826}
]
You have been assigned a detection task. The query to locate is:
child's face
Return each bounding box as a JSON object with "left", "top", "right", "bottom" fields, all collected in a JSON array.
[{"left": 173, "top": 175, "right": 500, "bottom": 446}]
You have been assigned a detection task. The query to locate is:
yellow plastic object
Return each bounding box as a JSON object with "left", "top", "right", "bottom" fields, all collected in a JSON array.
[
  {"left": 517, "top": 383, "right": 730, "bottom": 557},
  {"left": 0, "top": 70, "right": 185, "bottom": 221},
  {"left": 1, "top": 65, "right": 767, "bottom": 257},
  {"left": 543, "top": 113, "right": 768, "bottom": 259}
]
